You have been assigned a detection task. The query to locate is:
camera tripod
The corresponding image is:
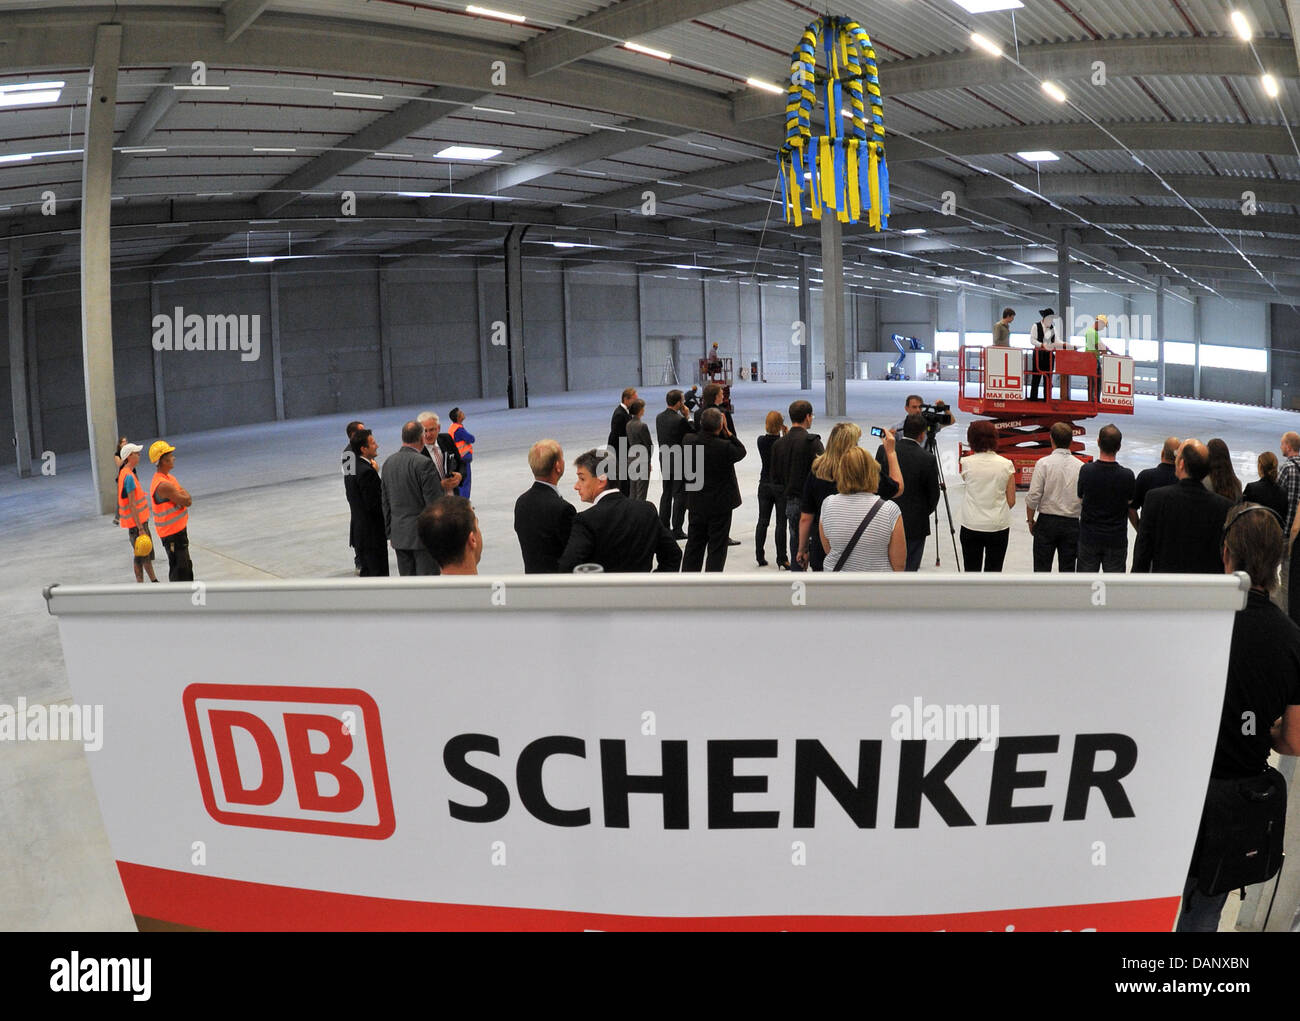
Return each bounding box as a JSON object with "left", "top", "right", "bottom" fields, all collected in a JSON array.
[{"left": 924, "top": 427, "right": 961, "bottom": 571}]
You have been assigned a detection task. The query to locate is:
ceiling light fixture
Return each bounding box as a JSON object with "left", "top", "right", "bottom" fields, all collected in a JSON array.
[
  {"left": 247, "top": 256, "right": 277, "bottom": 264},
  {"left": 746, "top": 77, "right": 783, "bottom": 94},
  {"left": 172, "top": 84, "right": 230, "bottom": 91},
  {"left": 466, "top": 5, "right": 526, "bottom": 23},
  {"left": 435, "top": 145, "right": 502, "bottom": 160},
  {"left": 901, "top": 228, "right": 928, "bottom": 235},
  {"left": 1041, "top": 81, "right": 1069, "bottom": 103},
  {"left": 0, "top": 80, "right": 64, "bottom": 107},
  {"left": 952, "top": 0, "right": 1023, "bottom": 12},
  {"left": 1017, "top": 150, "right": 1060, "bottom": 161},
  {"left": 1262, "top": 73, "right": 1280, "bottom": 99},
  {"left": 970, "top": 33, "right": 1003, "bottom": 58},
  {"left": 1230, "top": 10, "right": 1252, "bottom": 41},
  {"left": 333, "top": 91, "right": 383, "bottom": 100},
  {"left": 624, "top": 42, "right": 672, "bottom": 61},
  {"left": 254, "top": 147, "right": 297, "bottom": 153},
  {"left": 472, "top": 106, "right": 515, "bottom": 115},
  {"left": 120, "top": 147, "right": 166, "bottom": 154}
]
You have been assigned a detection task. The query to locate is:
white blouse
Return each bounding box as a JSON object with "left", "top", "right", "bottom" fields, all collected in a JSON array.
[{"left": 961, "top": 452, "right": 1015, "bottom": 532}]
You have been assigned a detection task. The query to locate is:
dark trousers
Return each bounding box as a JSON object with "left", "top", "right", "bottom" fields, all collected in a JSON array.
[
  {"left": 1031, "top": 514, "right": 1078, "bottom": 572},
  {"left": 396, "top": 547, "right": 439, "bottom": 576},
  {"left": 1077, "top": 540, "right": 1127, "bottom": 573},
  {"left": 1175, "top": 872, "right": 1228, "bottom": 932},
  {"left": 905, "top": 536, "right": 926, "bottom": 572},
  {"left": 755, "top": 481, "right": 788, "bottom": 564},
  {"left": 683, "top": 509, "right": 733, "bottom": 572},
  {"left": 357, "top": 542, "right": 390, "bottom": 577},
  {"left": 1029, "top": 349, "right": 1052, "bottom": 401},
  {"left": 161, "top": 528, "right": 194, "bottom": 583},
  {"left": 659, "top": 476, "right": 686, "bottom": 533},
  {"left": 960, "top": 526, "right": 1009, "bottom": 572},
  {"left": 785, "top": 497, "right": 805, "bottom": 571}
]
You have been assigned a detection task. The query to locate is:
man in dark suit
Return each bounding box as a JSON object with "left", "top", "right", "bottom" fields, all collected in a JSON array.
[
  {"left": 344, "top": 428, "right": 388, "bottom": 576},
  {"left": 514, "top": 439, "right": 577, "bottom": 573},
  {"left": 692, "top": 382, "right": 736, "bottom": 435},
  {"left": 607, "top": 387, "right": 638, "bottom": 496},
  {"left": 656, "top": 389, "right": 694, "bottom": 539},
  {"left": 877, "top": 413, "right": 940, "bottom": 571},
  {"left": 1133, "top": 440, "right": 1232, "bottom": 573},
  {"left": 418, "top": 412, "right": 464, "bottom": 494},
  {"left": 382, "top": 421, "right": 446, "bottom": 576},
  {"left": 558, "top": 449, "right": 682, "bottom": 573},
  {"left": 343, "top": 419, "right": 365, "bottom": 571},
  {"left": 682, "top": 408, "right": 746, "bottom": 572}
]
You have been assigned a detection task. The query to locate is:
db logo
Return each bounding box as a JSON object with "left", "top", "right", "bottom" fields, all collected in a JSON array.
[{"left": 183, "top": 684, "right": 395, "bottom": 839}]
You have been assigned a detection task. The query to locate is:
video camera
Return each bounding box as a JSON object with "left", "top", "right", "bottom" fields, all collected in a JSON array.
[{"left": 918, "top": 400, "right": 952, "bottom": 431}]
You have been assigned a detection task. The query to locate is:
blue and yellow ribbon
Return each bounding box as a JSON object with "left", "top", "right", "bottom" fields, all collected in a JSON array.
[{"left": 778, "top": 16, "right": 889, "bottom": 230}]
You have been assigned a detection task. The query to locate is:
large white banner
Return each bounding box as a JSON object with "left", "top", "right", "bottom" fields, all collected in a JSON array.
[{"left": 47, "top": 575, "right": 1246, "bottom": 931}]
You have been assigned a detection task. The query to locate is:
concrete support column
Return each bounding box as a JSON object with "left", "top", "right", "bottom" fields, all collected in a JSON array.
[
  {"left": 1156, "top": 277, "right": 1166, "bottom": 401},
  {"left": 821, "top": 214, "right": 846, "bottom": 417},
  {"left": 24, "top": 298, "right": 42, "bottom": 461},
  {"left": 149, "top": 280, "right": 168, "bottom": 433},
  {"left": 474, "top": 259, "right": 489, "bottom": 399},
  {"left": 80, "top": 23, "right": 123, "bottom": 514},
  {"left": 561, "top": 263, "right": 574, "bottom": 391},
  {"left": 632, "top": 266, "right": 644, "bottom": 386},
  {"left": 797, "top": 256, "right": 811, "bottom": 390},
  {"left": 1192, "top": 295, "right": 1202, "bottom": 400},
  {"left": 504, "top": 224, "right": 528, "bottom": 408},
  {"left": 8, "top": 237, "right": 31, "bottom": 476},
  {"left": 268, "top": 272, "right": 285, "bottom": 419},
  {"left": 957, "top": 284, "right": 968, "bottom": 349},
  {"left": 376, "top": 265, "right": 393, "bottom": 407},
  {"left": 1056, "top": 232, "right": 1072, "bottom": 335}
]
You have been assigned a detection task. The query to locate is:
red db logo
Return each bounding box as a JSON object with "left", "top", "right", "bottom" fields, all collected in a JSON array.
[{"left": 184, "top": 684, "right": 395, "bottom": 839}]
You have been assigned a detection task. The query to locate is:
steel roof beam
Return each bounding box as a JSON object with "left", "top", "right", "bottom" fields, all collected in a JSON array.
[
  {"left": 734, "top": 36, "right": 1299, "bottom": 121},
  {"left": 522, "top": 0, "right": 745, "bottom": 77}
]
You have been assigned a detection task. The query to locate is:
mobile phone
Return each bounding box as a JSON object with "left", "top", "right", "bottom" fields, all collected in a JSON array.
[{"left": 869, "top": 426, "right": 886, "bottom": 438}]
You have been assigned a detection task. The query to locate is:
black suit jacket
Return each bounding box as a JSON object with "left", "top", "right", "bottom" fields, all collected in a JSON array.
[
  {"left": 420, "top": 435, "right": 462, "bottom": 481},
  {"left": 558, "top": 491, "right": 683, "bottom": 573},
  {"left": 344, "top": 455, "right": 385, "bottom": 551},
  {"left": 877, "top": 437, "right": 939, "bottom": 540},
  {"left": 1132, "top": 478, "right": 1232, "bottom": 573},
  {"left": 684, "top": 431, "right": 745, "bottom": 515},
  {"left": 693, "top": 403, "right": 736, "bottom": 436},
  {"left": 514, "top": 481, "right": 577, "bottom": 574},
  {"left": 608, "top": 404, "right": 631, "bottom": 450}
]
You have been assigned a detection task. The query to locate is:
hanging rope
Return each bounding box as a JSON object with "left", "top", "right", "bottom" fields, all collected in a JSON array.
[{"left": 778, "top": 15, "right": 890, "bottom": 231}]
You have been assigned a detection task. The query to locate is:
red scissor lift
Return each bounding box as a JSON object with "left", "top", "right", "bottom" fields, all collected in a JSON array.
[{"left": 958, "top": 346, "right": 1136, "bottom": 488}]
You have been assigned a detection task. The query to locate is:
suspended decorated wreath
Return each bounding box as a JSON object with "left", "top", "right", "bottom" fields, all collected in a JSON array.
[{"left": 778, "top": 15, "right": 890, "bottom": 231}]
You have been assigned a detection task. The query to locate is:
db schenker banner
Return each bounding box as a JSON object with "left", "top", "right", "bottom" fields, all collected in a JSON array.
[{"left": 47, "top": 575, "right": 1246, "bottom": 931}]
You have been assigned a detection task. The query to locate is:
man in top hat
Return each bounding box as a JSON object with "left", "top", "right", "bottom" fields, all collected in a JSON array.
[{"left": 1029, "top": 308, "right": 1057, "bottom": 402}]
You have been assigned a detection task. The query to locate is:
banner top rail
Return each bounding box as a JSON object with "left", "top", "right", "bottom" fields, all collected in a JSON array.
[{"left": 44, "top": 573, "right": 1251, "bottom": 617}]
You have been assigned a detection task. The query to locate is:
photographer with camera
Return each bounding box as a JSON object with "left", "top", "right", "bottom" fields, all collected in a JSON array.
[{"left": 893, "top": 394, "right": 953, "bottom": 438}]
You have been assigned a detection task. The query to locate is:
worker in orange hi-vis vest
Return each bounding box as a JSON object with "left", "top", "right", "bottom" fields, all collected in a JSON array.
[
  {"left": 149, "top": 440, "right": 195, "bottom": 583},
  {"left": 116, "top": 443, "right": 158, "bottom": 583},
  {"left": 448, "top": 407, "right": 475, "bottom": 498}
]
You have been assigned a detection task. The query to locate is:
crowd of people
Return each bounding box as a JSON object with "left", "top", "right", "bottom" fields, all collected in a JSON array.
[{"left": 109, "top": 384, "right": 1300, "bottom": 934}]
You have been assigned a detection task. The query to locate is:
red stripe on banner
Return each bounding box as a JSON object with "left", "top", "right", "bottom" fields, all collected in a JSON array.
[{"left": 117, "top": 862, "right": 1180, "bottom": 931}]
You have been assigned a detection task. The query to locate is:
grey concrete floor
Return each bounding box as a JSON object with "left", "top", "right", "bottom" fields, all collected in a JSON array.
[{"left": 3, "top": 378, "right": 1294, "bottom": 930}]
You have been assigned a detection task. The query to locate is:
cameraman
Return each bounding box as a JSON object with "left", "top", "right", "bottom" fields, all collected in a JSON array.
[{"left": 893, "top": 394, "right": 953, "bottom": 438}]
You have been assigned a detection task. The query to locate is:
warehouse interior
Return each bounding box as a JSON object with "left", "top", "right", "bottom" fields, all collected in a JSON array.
[{"left": 3, "top": 0, "right": 1300, "bottom": 931}]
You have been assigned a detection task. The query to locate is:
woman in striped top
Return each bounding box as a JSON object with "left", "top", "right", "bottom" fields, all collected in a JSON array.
[{"left": 819, "top": 447, "right": 906, "bottom": 572}]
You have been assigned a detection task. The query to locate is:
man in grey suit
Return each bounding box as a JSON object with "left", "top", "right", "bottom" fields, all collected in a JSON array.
[{"left": 382, "top": 421, "right": 447, "bottom": 576}]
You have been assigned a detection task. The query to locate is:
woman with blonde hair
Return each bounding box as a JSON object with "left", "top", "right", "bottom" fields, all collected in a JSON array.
[
  {"left": 819, "top": 447, "right": 906, "bottom": 571},
  {"left": 1243, "top": 450, "right": 1288, "bottom": 521},
  {"left": 796, "top": 423, "right": 902, "bottom": 570},
  {"left": 755, "top": 410, "right": 789, "bottom": 567}
]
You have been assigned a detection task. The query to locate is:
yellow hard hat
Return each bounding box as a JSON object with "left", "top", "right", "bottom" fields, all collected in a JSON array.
[
  {"left": 134, "top": 533, "right": 153, "bottom": 557},
  {"left": 149, "top": 440, "right": 175, "bottom": 464}
]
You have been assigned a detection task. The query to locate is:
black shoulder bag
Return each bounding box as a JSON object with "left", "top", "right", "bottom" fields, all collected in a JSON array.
[
  {"left": 1193, "top": 766, "right": 1287, "bottom": 897},
  {"left": 831, "top": 498, "right": 886, "bottom": 572}
]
